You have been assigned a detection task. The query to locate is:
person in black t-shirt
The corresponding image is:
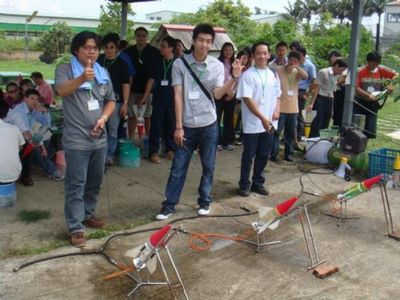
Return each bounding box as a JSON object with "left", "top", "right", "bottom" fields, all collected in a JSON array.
[
  {"left": 97, "top": 33, "right": 130, "bottom": 165},
  {"left": 141, "top": 36, "right": 176, "bottom": 163},
  {"left": 124, "top": 27, "right": 161, "bottom": 140}
]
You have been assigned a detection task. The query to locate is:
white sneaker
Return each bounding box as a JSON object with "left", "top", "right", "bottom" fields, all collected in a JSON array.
[
  {"left": 197, "top": 206, "right": 210, "bottom": 216},
  {"left": 155, "top": 208, "right": 172, "bottom": 220},
  {"left": 49, "top": 169, "right": 65, "bottom": 181}
]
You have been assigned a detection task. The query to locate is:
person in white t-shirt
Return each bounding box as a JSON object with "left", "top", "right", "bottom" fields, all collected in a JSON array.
[
  {"left": 0, "top": 100, "right": 25, "bottom": 184},
  {"left": 236, "top": 42, "right": 281, "bottom": 197}
]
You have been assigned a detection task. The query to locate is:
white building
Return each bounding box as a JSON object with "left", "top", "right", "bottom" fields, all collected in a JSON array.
[{"left": 382, "top": 0, "right": 400, "bottom": 50}]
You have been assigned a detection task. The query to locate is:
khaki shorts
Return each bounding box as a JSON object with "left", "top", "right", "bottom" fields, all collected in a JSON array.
[{"left": 127, "top": 93, "right": 153, "bottom": 118}]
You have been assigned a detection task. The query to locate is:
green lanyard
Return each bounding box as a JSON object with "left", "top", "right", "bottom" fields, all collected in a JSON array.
[
  {"left": 163, "top": 58, "right": 174, "bottom": 80},
  {"left": 88, "top": 81, "right": 94, "bottom": 100},
  {"left": 103, "top": 56, "right": 117, "bottom": 70},
  {"left": 254, "top": 67, "right": 268, "bottom": 96}
]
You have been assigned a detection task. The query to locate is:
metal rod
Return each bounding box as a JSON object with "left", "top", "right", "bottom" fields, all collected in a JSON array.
[
  {"left": 156, "top": 250, "right": 177, "bottom": 300},
  {"left": 304, "top": 205, "right": 320, "bottom": 263},
  {"left": 298, "top": 206, "right": 314, "bottom": 266},
  {"left": 380, "top": 184, "right": 392, "bottom": 234},
  {"left": 381, "top": 183, "right": 394, "bottom": 233},
  {"left": 165, "top": 247, "right": 190, "bottom": 300}
]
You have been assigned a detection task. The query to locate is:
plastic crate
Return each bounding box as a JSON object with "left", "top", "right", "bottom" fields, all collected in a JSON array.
[{"left": 368, "top": 148, "right": 400, "bottom": 180}]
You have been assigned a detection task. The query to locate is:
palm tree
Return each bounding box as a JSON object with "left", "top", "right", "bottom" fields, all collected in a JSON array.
[
  {"left": 364, "top": 0, "right": 390, "bottom": 51},
  {"left": 302, "top": 0, "right": 320, "bottom": 23},
  {"left": 283, "top": 0, "right": 305, "bottom": 22},
  {"left": 330, "top": 0, "right": 353, "bottom": 23}
]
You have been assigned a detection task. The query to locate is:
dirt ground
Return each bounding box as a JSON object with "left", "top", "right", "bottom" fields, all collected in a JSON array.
[{"left": 1, "top": 148, "right": 400, "bottom": 299}]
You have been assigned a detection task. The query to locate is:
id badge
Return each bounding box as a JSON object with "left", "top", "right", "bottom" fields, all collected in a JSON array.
[
  {"left": 88, "top": 99, "right": 100, "bottom": 111},
  {"left": 188, "top": 91, "right": 200, "bottom": 100},
  {"left": 287, "top": 90, "right": 294, "bottom": 96},
  {"left": 367, "top": 86, "right": 375, "bottom": 93},
  {"left": 138, "top": 58, "right": 144, "bottom": 65},
  {"left": 161, "top": 80, "right": 169, "bottom": 86}
]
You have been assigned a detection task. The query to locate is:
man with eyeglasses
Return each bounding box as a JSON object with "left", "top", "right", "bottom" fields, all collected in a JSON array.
[
  {"left": 55, "top": 31, "right": 116, "bottom": 247},
  {"left": 124, "top": 27, "right": 161, "bottom": 141},
  {"left": 4, "top": 82, "right": 21, "bottom": 109}
]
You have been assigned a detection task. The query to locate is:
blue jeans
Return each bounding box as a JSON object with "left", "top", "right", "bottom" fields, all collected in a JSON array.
[
  {"left": 271, "top": 113, "right": 297, "bottom": 159},
  {"left": 32, "top": 140, "right": 57, "bottom": 176},
  {"left": 162, "top": 122, "right": 218, "bottom": 212},
  {"left": 239, "top": 131, "right": 273, "bottom": 190},
  {"left": 106, "top": 102, "right": 122, "bottom": 159},
  {"left": 64, "top": 146, "right": 107, "bottom": 233}
]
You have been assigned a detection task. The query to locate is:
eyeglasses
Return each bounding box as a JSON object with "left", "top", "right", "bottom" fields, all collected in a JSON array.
[
  {"left": 7, "top": 89, "right": 19, "bottom": 93},
  {"left": 81, "top": 45, "right": 99, "bottom": 52}
]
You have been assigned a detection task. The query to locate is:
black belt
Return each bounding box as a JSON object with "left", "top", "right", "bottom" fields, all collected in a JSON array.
[{"left": 318, "top": 94, "right": 333, "bottom": 100}]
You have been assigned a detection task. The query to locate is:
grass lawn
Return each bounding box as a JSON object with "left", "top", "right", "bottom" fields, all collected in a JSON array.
[
  {"left": 0, "top": 59, "right": 56, "bottom": 81},
  {"left": 369, "top": 96, "right": 400, "bottom": 151}
]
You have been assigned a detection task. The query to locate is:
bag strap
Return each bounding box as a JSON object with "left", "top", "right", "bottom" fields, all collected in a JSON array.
[{"left": 180, "top": 57, "right": 214, "bottom": 104}]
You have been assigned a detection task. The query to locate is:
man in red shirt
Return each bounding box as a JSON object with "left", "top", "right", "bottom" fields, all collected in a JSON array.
[
  {"left": 31, "top": 72, "right": 55, "bottom": 106},
  {"left": 354, "top": 51, "right": 398, "bottom": 138}
]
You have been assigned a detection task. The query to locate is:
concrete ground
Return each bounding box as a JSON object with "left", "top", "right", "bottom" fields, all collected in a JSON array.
[{"left": 0, "top": 148, "right": 400, "bottom": 299}]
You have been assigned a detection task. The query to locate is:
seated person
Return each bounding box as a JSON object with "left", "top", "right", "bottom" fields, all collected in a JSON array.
[
  {"left": 31, "top": 72, "right": 55, "bottom": 106},
  {"left": 6, "top": 89, "right": 64, "bottom": 186},
  {"left": 0, "top": 100, "right": 25, "bottom": 184},
  {"left": 4, "top": 82, "right": 21, "bottom": 109},
  {"left": 20, "top": 78, "right": 34, "bottom": 94}
]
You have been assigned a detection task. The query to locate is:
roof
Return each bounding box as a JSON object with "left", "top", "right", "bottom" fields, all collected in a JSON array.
[
  {"left": 150, "top": 24, "right": 236, "bottom": 51},
  {"left": 387, "top": 1, "right": 400, "bottom": 5}
]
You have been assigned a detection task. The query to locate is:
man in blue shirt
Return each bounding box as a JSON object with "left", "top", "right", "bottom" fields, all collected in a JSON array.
[
  {"left": 6, "top": 89, "right": 63, "bottom": 186},
  {"left": 295, "top": 46, "right": 317, "bottom": 143}
]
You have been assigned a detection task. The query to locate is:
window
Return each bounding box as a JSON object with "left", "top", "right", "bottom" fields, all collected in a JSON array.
[
  {"left": 157, "top": 17, "right": 162, "bottom": 20},
  {"left": 150, "top": 17, "right": 154, "bottom": 20},
  {"left": 387, "top": 13, "right": 400, "bottom": 23}
]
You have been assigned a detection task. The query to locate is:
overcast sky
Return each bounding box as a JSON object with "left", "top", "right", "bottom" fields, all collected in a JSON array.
[{"left": 0, "top": 0, "right": 290, "bottom": 19}]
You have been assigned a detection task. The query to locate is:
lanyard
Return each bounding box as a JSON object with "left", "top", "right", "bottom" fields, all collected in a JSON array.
[
  {"left": 163, "top": 58, "right": 174, "bottom": 80},
  {"left": 254, "top": 67, "right": 268, "bottom": 96},
  {"left": 191, "top": 62, "right": 207, "bottom": 88}
]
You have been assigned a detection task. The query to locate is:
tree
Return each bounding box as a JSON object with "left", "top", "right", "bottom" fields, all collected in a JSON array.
[
  {"left": 364, "top": 0, "right": 389, "bottom": 51},
  {"left": 254, "top": 6, "right": 262, "bottom": 15},
  {"left": 302, "top": 0, "right": 319, "bottom": 23},
  {"left": 283, "top": 0, "right": 305, "bottom": 22},
  {"left": 97, "top": 2, "right": 136, "bottom": 41},
  {"left": 39, "top": 22, "right": 73, "bottom": 64}
]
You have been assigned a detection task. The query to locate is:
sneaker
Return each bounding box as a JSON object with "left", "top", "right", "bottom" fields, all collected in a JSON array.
[
  {"left": 197, "top": 206, "right": 210, "bottom": 216},
  {"left": 106, "top": 157, "right": 114, "bottom": 166},
  {"left": 150, "top": 153, "right": 161, "bottom": 164},
  {"left": 83, "top": 216, "right": 106, "bottom": 228},
  {"left": 20, "top": 176, "right": 33, "bottom": 186},
  {"left": 269, "top": 156, "right": 280, "bottom": 163},
  {"left": 156, "top": 207, "right": 173, "bottom": 220},
  {"left": 222, "top": 144, "right": 234, "bottom": 151},
  {"left": 49, "top": 169, "right": 65, "bottom": 181},
  {"left": 251, "top": 185, "right": 269, "bottom": 196},
  {"left": 238, "top": 187, "right": 250, "bottom": 197},
  {"left": 284, "top": 155, "right": 294, "bottom": 163},
  {"left": 294, "top": 142, "right": 304, "bottom": 152},
  {"left": 234, "top": 141, "right": 243, "bottom": 146},
  {"left": 166, "top": 151, "right": 174, "bottom": 161},
  {"left": 70, "top": 232, "right": 86, "bottom": 247}
]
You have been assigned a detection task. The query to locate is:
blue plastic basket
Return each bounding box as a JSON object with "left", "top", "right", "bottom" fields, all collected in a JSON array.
[{"left": 368, "top": 148, "right": 400, "bottom": 180}]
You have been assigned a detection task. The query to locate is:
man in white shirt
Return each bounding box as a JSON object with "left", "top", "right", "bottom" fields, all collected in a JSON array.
[
  {"left": 0, "top": 100, "right": 25, "bottom": 184},
  {"left": 236, "top": 42, "right": 281, "bottom": 197}
]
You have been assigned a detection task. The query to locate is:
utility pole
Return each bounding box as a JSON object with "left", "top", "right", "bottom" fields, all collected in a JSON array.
[{"left": 24, "top": 10, "right": 38, "bottom": 63}]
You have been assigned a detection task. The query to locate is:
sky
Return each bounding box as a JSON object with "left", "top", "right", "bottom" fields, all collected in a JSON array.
[{"left": 0, "top": 0, "right": 290, "bottom": 19}]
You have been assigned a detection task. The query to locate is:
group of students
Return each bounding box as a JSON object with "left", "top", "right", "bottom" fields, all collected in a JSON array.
[
  {"left": 1, "top": 23, "right": 398, "bottom": 247},
  {"left": 0, "top": 72, "right": 62, "bottom": 187}
]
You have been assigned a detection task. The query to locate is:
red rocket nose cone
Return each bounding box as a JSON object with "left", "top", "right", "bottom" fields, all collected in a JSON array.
[
  {"left": 276, "top": 197, "right": 299, "bottom": 215},
  {"left": 22, "top": 143, "right": 34, "bottom": 159},
  {"left": 362, "top": 174, "right": 384, "bottom": 189},
  {"left": 149, "top": 224, "right": 172, "bottom": 247}
]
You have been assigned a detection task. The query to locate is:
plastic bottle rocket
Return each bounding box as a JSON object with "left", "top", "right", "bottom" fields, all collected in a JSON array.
[
  {"left": 302, "top": 110, "right": 316, "bottom": 138},
  {"left": 337, "top": 174, "right": 383, "bottom": 202},
  {"left": 21, "top": 125, "right": 49, "bottom": 158},
  {"left": 392, "top": 154, "right": 400, "bottom": 189},
  {"left": 125, "top": 225, "right": 172, "bottom": 273},
  {"left": 334, "top": 156, "right": 351, "bottom": 179},
  {"left": 252, "top": 197, "right": 299, "bottom": 234},
  {"left": 133, "top": 104, "right": 145, "bottom": 138}
]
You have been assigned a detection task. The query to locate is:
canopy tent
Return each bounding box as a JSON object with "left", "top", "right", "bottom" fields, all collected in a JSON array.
[{"left": 109, "top": 0, "right": 159, "bottom": 39}]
